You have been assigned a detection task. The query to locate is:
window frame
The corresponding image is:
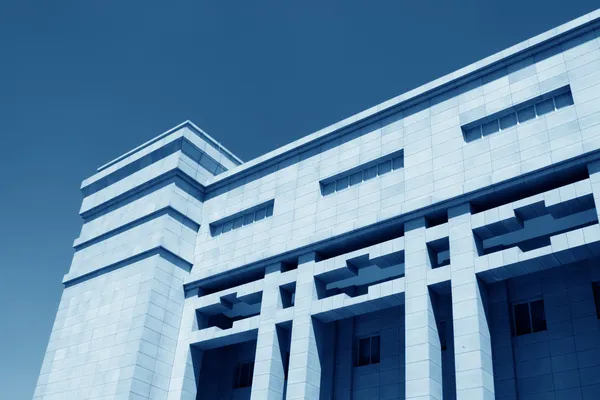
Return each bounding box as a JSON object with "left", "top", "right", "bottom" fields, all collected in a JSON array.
[
  {"left": 462, "top": 87, "right": 574, "bottom": 142},
  {"left": 512, "top": 299, "right": 547, "bottom": 336},
  {"left": 320, "top": 150, "right": 404, "bottom": 197},
  {"left": 356, "top": 334, "right": 381, "bottom": 367},
  {"left": 210, "top": 200, "right": 275, "bottom": 237},
  {"left": 233, "top": 361, "right": 254, "bottom": 389}
]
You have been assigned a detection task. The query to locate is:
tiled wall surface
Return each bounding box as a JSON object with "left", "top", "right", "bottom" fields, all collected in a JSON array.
[
  {"left": 190, "top": 22, "right": 600, "bottom": 284},
  {"left": 489, "top": 261, "right": 600, "bottom": 400},
  {"left": 34, "top": 254, "right": 188, "bottom": 400},
  {"left": 34, "top": 8, "right": 600, "bottom": 400}
]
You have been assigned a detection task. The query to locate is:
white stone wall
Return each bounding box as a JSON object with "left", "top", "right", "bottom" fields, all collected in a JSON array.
[
  {"left": 34, "top": 254, "right": 187, "bottom": 400},
  {"left": 34, "top": 9, "right": 600, "bottom": 400},
  {"left": 191, "top": 25, "right": 600, "bottom": 284}
]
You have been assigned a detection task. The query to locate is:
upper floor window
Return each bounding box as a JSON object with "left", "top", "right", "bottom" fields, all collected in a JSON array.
[
  {"left": 321, "top": 150, "right": 403, "bottom": 196},
  {"left": 233, "top": 361, "right": 254, "bottom": 389},
  {"left": 463, "top": 87, "right": 574, "bottom": 142},
  {"left": 512, "top": 299, "right": 546, "bottom": 336},
  {"left": 211, "top": 200, "right": 274, "bottom": 237},
  {"left": 356, "top": 335, "right": 380, "bottom": 366}
]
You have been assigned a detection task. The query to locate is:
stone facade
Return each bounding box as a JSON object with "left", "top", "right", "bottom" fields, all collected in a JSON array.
[{"left": 35, "top": 9, "right": 600, "bottom": 400}]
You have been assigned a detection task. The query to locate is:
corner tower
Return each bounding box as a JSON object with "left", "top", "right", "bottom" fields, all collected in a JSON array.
[{"left": 33, "top": 122, "right": 241, "bottom": 400}]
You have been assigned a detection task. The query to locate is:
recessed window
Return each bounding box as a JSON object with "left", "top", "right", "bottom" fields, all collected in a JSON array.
[
  {"left": 536, "top": 98, "right": 554, "bottom": 116},
  {"left": 482, "top": 119, "right": 499, "bottom": 136},
  {"left": 356, "top": 335, "right": 380, "bottom": 366},
  {"left": 233, "top": 361, "right": 254, "bottom": 389},
  {"left": 280, "top": 283, "right": 296, "bottom": 309},
  {"left": 463, "top": 87, "right": 574, "bottom": 142},
  {"left": 499, "top": 113, "right": 517, "bottom": 130},
  {"left": 211, "top": 201, "right": 274, "bottom": 237},
  {"left": 517, "top": 105, "right": 535, "bottom": 123},
  {"left": 350, "top": 171, "right": 362, "bottom": 186},
  {"left": 593, "top": 282, "right": 600, "bottom": 319},
  {"left": 321, "top": 150, "right": 403, "bottom": 196},
  {"left": 513, "top": 299, "right": 547, "bottom": 336}
]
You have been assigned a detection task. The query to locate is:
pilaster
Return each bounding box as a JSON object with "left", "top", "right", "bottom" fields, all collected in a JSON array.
[
  {"left": 448, "top": 203, "right": 494, "bottom": 400},
  {"left": 286, "top": 252, "right": 323, "bottom": 400},
  {"left": 251, "top": 263, "right": 286, "bottom": 400},
  {"left": 404, "top": 217, "right": 443, "bottom": 400}
]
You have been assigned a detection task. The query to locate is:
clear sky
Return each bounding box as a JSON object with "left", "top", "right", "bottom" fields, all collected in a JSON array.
[{"left": 0, "top": 1, "right": 598, "bottom": 398}]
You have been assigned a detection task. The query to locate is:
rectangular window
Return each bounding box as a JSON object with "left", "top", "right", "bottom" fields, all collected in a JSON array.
[
  {"left": 462, "top": 86, "right": 574, "bottom": 142},
  {"left": 320, "top": 150, "right": 403, "bottom": 196},
  {"left": 211, "top": 200, "right": 274, "bottom": 237},
  {"left": 499, "top": 113, "right": 517, "bottom": 130},
  {"left": 512, "top": 299, "right": 546, "bottom": 336},
  {"left": 593, "top": 282, "right": 600, "bottom": 319},
  {"left": 233, "top": 361, "right": 254, "bottom": 388},
  {"left": 482, "top": 119, "right": 499, "bottom": 136},
  {"left": 356, "top": 335, "right": 381, "bottom": 366}
]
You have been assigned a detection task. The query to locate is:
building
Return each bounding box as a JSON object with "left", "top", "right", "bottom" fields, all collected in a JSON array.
[{"left": 34, "top": 8, "right": 600, "bottom": 400}]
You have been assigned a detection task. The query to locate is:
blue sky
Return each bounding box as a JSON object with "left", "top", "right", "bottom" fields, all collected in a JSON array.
[{"left": 0, "top": 1, "right": 597, "bottom": 398}]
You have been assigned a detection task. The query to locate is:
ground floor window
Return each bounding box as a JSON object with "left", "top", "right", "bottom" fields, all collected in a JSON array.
[
  {"left": 512, "top": 299, "right": 546, "bottom": 336},
  {"left": 233, "top": 361, "right": 254, "bottom": 388},
  {"left": 356, "top": 335, "right": 380, "bottom": 366}
]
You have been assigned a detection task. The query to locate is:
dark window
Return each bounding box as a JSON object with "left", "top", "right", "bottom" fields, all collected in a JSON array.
[
  {"left": 378, "top": 160, "right": 392, "bottom": 175},
  {"left": 255, "top": 207, "right": 266, "bottom": 220},
  {"left": 233, "top": 361, "right": 254, "bottom": 388},
  {"left": 517, "top": 105, "right": 536, "bottom": 123},
  {"left": 536, "top": 98, "right": 555, "bottom": 116},
  {"left": 530, "top": 300, "right": 547, "bottom": 332},
  {"left": 323, "top": 182, "right": 336, "bottom": 196},
  {"left": 482, "top": 119, "right": 499, "bottom": 136},
  {"left": 465, "top": 126, "right": 482, "bottom": 142},
  {"left": 212, "top": 224, "right": 223, "bottom": 236},
  {"left": 222, "top": 220, "right": 234, "bottom": 233},
  {"left": 513, "top": 300, "right": 546, "bottom": 336},
  {"left": 243, "top": 213, "right": 254, "bottom": 225},
  {"left": 265, "top": 204, "right": 274, "bottom": 217},
  {"left": 462, "top": 88, "right": 574, "bottom": 142},
  {"left": 364, "top": 165, "right": 378, "bottom": 181},
  {"left": 336, "top": 176, "right": 349, "bottom": 191},
  {"left": 555, "top": 91, "right": 574, "bottom": 109},
  {"left": 350, "top": 171, "right": 363, "bottom": 186},
  {"left": 392, "top": 156, "right": 404, "bottom": 170},
  {"left": 593, "top": 283, "right": 600, "bottom": 319},
  {"left": 356, "top": 335, "right": 380, "bottom": 366},
  {"left": 320, "top": 151, "right": 404, "bottom": 196},
  {"left": 499, "top": 113, "right": 517, "bottom": 130},
  {"left": 233, "top": 216, "right": 243, "bottom": 229}
]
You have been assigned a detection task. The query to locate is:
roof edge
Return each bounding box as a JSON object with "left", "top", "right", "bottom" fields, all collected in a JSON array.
[
  {"left": 204, "top": 8, "right": 600, "bottom": 190},
  {"left": 96, "top": 120, "right": 243, "bottom": 173}
]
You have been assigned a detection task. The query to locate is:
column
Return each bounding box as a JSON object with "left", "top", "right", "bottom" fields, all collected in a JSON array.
[
  {"left": 333, "top": 318, "right": 354, "bottom": 399},
  {"left": 488, "top": 282, "right": 518, "bottom": 400},
  {"left": 251, "top": 263, "right": 286, "bottom": 400},
  {"left": 286, "top": 252, "right": 323, "bottom": 400},
  {"left": 448, "top": 203, "right": 494, "bottom": 400},
  {"left": 404, "top": 217, "right": 443, "bottom": 400},
  {"left": 168, "top": 288, "right": 203, "bottom": 400}
]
